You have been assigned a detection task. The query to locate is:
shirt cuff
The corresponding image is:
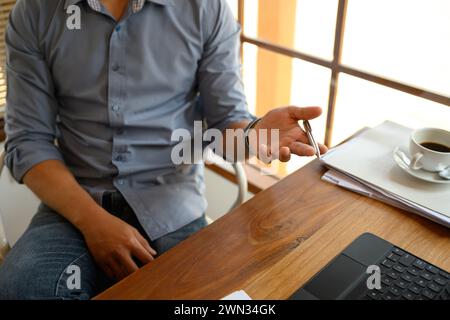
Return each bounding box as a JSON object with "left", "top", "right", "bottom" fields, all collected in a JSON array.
[
  {"left": 212, "top": 112, "right": 257, "bottom": 133},
  {"left": 5, "top": 141, "right": 64, "bottom": 183}
]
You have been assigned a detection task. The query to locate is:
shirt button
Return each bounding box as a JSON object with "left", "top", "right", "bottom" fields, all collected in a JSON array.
[
  {"left": 117, "top": 179, "right": 125, "bottom": 185},
  {"left": 115, "top": 25, "right": 121, "bottom": 32},
  {"left": 115, "top": 155, "right": 124, "bottom": 162},
  {"left": 112, "top": 105, "right": 120, "bottom": 112}
]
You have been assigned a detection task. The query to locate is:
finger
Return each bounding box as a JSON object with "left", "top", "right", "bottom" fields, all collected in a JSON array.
[
  {"left": 135, "top": 232, "right": 157, "bottom": 256},
  {"left": 119, "top": 252, "right": 140, "bottom": 275},
  {"left": 278, "top": 146, "right": 291, "bottom": 162},
  {"left": 292, "top": 127, "right": 312, "bottom": 145},
  {"left": 131, "top": 241, "right": 155, "bottom": 265},
  {"left": 101, "top": 263, "right": 115, "bottom": 280},
  {"left": 123, "top": 254, "right": 139, "bottom": 275},
  {"left": 108, "top": 257, "right": 129, "bottom": 281},
  {"left": 289, "top": 141, "right": 316, "bottom": 157},
  {"left": 292, "top": 128, "right": 328, "bottom": 153},
  {"left": 259, "top": 144, "right": 273, "bottom": 164},
  {"left": 319, "top": 143, "right": 328, "bottom": 154},
  {"left": 288, "top": 106, "right": 322, "bottom": 121}
]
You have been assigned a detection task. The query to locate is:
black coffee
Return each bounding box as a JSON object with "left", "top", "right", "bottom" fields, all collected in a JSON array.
[{"left": 420, "top": 142, "right": 450, "bottom": 153}]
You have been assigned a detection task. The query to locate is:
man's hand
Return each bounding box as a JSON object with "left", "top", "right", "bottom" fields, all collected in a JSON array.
[
  {"left": 254, "top": 106, "right": 328, "bottom": 162},
  {"left": 81, "top": 213, "right": 157, "bottom": 281},
  {"left": 23, "top": 160, "right": 157, "bottom": 282}
]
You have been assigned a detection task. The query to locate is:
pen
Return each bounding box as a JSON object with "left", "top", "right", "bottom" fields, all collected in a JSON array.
[{"left": 303, "top": 120, "right": 321, "bottom": 159}]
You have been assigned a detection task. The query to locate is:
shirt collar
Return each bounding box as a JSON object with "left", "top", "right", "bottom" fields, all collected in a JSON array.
[{"left": 63, "top": 0, "right": 173, "bottom": 10}]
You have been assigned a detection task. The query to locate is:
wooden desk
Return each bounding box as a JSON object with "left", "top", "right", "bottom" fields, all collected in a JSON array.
[{"left": 96, "top": 160, "right": 450, "bottom": 300}]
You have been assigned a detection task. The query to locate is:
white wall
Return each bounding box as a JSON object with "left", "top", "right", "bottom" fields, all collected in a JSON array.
[{"left": 204, "top": 168, "right": 253, "bottom": 221}]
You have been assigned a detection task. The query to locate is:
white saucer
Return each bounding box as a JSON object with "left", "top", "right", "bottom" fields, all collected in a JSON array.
[{"left": 393, "top": 148, "right": 450, "bottom": 184}]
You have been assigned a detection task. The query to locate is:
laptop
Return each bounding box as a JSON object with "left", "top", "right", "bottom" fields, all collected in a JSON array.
[{"left": 290, "top": 233, "right": 450, "bottom": 300}]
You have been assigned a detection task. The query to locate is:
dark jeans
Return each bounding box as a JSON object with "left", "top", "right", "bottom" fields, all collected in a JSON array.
[{"left": 0, "top": 191, "right": 207, "bottom": 299}]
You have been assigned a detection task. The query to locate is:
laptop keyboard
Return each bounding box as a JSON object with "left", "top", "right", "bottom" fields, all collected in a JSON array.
[{"left": 363, "top": 247, "right": 450, "bottom": 300}]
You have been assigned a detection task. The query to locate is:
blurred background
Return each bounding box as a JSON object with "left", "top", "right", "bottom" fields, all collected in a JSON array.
[{"left": 225, "top": 0, "right": 450, "bottom": 175}]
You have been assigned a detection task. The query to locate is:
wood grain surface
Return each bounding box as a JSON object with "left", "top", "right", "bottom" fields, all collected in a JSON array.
[{"left": 96, "top": 160, "right": 450, "bottom": 300}]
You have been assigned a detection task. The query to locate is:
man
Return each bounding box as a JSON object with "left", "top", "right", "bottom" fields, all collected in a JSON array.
[{"left": 0, "top": 0, "right": 327, "bottom": 299}]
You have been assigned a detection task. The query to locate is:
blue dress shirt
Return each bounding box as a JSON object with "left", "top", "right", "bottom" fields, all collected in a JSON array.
[{"left": 4, "top": 0, "right": 253, "bottom": 240}]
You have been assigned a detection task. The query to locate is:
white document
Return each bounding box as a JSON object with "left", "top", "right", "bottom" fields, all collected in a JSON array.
[
  {"left": 221, "top": 290, "right": 253, "bottom": 300},
  {"left": 321, "top": 121, "right": 450, "bottom": 227},
  {"left": 322, "top": 169, "right": 450, "bottom": 227}
]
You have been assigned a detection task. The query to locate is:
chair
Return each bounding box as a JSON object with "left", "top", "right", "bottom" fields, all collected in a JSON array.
[
  {"left": 0, "top": 150, "right": 12, "bottom": 262},
  {"left": 0, "top": 149, "right": 248, "bottom": 261},
  {"left": 0, "top": 149, "right": 41, "bottom": 262}
]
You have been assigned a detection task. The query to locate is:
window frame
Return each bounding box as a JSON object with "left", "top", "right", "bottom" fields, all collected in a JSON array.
[{"left": 237, "top": 0, "right": 450, "bottom": 146}]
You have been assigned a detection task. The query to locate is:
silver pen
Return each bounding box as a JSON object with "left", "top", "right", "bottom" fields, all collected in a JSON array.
[{"left": 303, "top": 120, "right": 321, "bottom": 159}]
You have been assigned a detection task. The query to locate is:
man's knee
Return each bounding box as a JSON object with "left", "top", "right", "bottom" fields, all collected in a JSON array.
[
  {"left": 0, "top": 205, "right": 108, "bottom": 299},
  {"left": 0, "top": 248, "right": 96, "bottom": 299},
  {"left": 0, "top": 257, "right": 54, "bottom": 299}
]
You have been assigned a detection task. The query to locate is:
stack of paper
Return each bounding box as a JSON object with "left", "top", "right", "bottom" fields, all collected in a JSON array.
[{"left": 321, "top": 121, "right": 450, "bottom": 228}]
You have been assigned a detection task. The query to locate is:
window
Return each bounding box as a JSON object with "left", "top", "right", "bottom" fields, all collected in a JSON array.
[
  {"left": 244, "top": 0, "right": 339, "bottom": 60},
  {"left": 334, "top": 74, "right": 450, "bottom": 145},
  {"left": 243, "top": 43, "right": 331, "bottom": 173},
  {"left": 342, "top": 0, "right": 450, "bottom": 96},
  {"left": 230, "top": 0, "right": 450, "bottom": 175}
]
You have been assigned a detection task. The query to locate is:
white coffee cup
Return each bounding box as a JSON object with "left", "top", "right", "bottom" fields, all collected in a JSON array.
[{"left": 409, "top": 128, "right": 450, "bottom": 172}]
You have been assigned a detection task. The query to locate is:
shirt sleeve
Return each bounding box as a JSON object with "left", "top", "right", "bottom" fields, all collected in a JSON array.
[
  {"left": 4, "top": 0, "right": 63, "bottom": 183},
  {"left": 198, "top": 0, "right": 256, "bottom": 132}
]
